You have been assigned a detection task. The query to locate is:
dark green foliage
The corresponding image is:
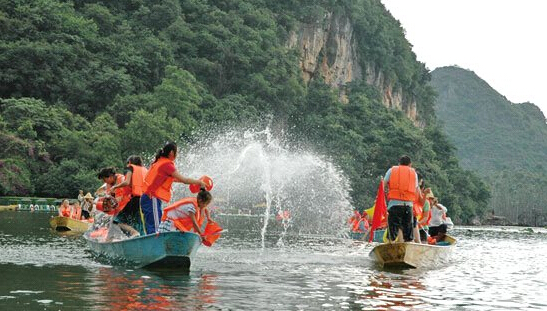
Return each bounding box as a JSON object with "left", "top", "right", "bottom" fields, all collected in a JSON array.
[
  {"left": 0, "top": 1, "right": 489, "bottom": 223},
  {"left": 431, "top": 66, "right": 547, "bottom": 223}
]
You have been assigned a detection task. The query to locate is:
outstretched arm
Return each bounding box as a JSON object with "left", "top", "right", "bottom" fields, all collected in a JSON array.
[
  {"left": 111, "top": 171, "right": 132, "bottom": 192},
  {"left": 172, "top": 171, "right": 207, "bottom": 188},
  {"left": 189, "top": 212, "right": 204, "bottom": 236}
]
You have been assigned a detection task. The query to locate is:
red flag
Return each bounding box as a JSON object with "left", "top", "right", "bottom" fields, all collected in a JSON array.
[{"left": 369, "top": 179, "right": 387, "bottom": 242}]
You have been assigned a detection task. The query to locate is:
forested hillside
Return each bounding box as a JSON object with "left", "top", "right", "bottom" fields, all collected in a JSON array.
[
  {"left": 431, "top": 66, "right": 547, "bottom": 225},
  {"left": 0, "top": 0, "right": 489, "bottom": 223}
]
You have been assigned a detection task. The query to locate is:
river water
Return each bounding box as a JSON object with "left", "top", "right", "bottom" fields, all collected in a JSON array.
[{"left": 0, "top": 211, "right": 546, "bottom": 310}]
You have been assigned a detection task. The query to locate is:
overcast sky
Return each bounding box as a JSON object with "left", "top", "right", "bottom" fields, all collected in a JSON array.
[{"left": 381, "top": 0, "right": 547, "bottom": 116}]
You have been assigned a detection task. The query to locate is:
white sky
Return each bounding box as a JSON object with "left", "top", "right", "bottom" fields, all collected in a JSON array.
[{"left": 381, "top": 0, "right": 547, "bottom": 116}]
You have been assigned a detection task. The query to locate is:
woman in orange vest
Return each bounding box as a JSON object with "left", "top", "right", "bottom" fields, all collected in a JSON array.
[
  {"left": 58, "top": 199, "right": 71, "bottom": 217},
  {"left": 140, "top": 142, "right": 206, "bottom": 235},
  {"left": 158, "top": 188, "right": 214, "bottom": 239},
  {"left": 109, "top": 156, "right": 148, "bottom": 234}
]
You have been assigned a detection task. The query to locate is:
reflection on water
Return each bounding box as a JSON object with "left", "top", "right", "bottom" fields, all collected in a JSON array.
[{"left": 1, "top": 212, "right": 547, "bottom": 310}]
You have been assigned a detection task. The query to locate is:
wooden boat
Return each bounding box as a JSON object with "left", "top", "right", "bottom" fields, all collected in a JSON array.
[
  {"left": 0, "top": 204, "right": 17, "bottom": 212},
  {"left": 350, "top": 228, "right": 386, "bottom": 242},
  {"left": 369, "top": 235, "right": 456, "bottom": 268},
  {"left": 50, "top": 216, "right": 92, "bottom": 232},
  {"left": 85, "top": 231, "right": 201, "bottom": 270}
]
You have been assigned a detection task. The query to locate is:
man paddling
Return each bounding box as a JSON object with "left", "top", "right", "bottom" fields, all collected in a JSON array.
[{"left": 383, "top": 155, "right": 423, "bottom": 242}]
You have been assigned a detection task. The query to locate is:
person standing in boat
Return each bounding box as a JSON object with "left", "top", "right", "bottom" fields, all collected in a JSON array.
[
  {"left": 81, "top": 192, "right": 94, "bottom": 219},
  {"left": 109, "top": 155, "right": 148, "bottom": 234},
  {"left": 140, "top": 142, "right": 207, "bottom": 235},
  {"left": 383, "top": 155, "right": 423, "bottom": 242},
  {"left": 58, "top": 199, "right": 71, "bottom": 217}
]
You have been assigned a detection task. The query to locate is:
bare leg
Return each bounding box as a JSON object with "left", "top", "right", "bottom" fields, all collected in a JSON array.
[
  {"left": 413, "top": 226, "right": 421, "bottom": 243},
  {"left": 118, "top": 223, "right": 140, "bottom": 237},
  {"left": 396, "top": 228, "right": 404, "bottom": 242}
]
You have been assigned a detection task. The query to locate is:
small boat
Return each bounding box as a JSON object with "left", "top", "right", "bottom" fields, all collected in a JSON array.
[
  {"left": 50, "top": 216, "right": 92, "bottom": 232},
  {"left": 350, "top": 228, "right": 386, "bottom": 242},
  {"left": 85, "top": 231, "right": 201, "bottom": 270},
  {"left": 0, "top": 204, "right": 17, "bottom": 212},
  {"left": 369, "top": 235, "right": 457, "bottom": 268}
]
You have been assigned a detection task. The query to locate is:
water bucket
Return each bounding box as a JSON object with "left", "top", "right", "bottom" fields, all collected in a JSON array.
[{"left": 189, "top": 176, "right": 214, "bottom": 193}]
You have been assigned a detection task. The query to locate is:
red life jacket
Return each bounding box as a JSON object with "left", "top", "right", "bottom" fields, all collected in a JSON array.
[
  {"left": 129, "top": 164, "right": 148, "bottom": 197},
  {"left": 143, "top": 157, "right": 175, "bottom": 202},
  {"left": 161, "top": 197, "right": 203, "bottom": 232},
  {"left": 387, "top": 165, "right": 417, "bottom": 202},
  {"left": 60, "top": 206, "right": 70, "bottom": 217}
]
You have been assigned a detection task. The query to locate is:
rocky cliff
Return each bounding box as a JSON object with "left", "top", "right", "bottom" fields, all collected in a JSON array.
[{"left": 287, "top": 12, "right": 418, "bottom": 124}]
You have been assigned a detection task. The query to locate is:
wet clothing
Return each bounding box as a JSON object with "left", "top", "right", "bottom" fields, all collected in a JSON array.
[
  {"left": 140, "top": 193, "right": 163, "bottom": 235},
  {"left": 115, "top": 196, "right": 142, "bottom": 234},
  {"left": 158, "top": 203, "right": 196, "bottom": 233},
  {"left": 387, "top": 205, "right": 413, "bottom": 241}
]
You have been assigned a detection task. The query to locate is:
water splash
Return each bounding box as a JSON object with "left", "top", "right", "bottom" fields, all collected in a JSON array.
[{"left": 173, "top": 127, "right": 353, "bottom": 247}]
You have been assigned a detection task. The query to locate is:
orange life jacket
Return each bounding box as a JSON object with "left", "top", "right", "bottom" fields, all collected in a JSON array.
[
  {"left": 387, "top": 165, "right": 417, "bottom": 202},
  {"left": 60, "top": 206, "right": 70, "bottom": 217},
  {"left": 143, "top": 157, "right": 175, "bottom": 202},
  {"left": 106, "top": 174, "right": 126, "bottom": 199},
  {"left": 161, "top": 197, "right": 203, "bottom": 232},
  {"left": 129, "top": 164, "right": 148, "bottom": 197},
  {"left": 104, "top": 174, "right": 131, "bottom": 212},
  {"left": 413, "top": 196, "right": 423, "bottom": 220}
]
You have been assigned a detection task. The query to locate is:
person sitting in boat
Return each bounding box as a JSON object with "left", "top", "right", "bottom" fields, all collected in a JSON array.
[
  {"left": 348, "top": 210, "right": 369, "bottom": 233},
  {"left": 158, "top": 188, "right": 214, "bottom": 242},
  {"left": 81, "top": 192, "right": 94, "bottom": 219},
  {"left": 383, "top": 155, "right": 424, "bottom": 242},
  {"left": 58, "top": 199, "right": 71, "bottom": 217},
  {"left": 140, "top": 142, "right": 207, "bottom": 235},
  {"left": 109, "top": 155, "right": 148, "bottom": 234},
  {"left": 70, "top": 201, "right": 82, "bottom": 220},
  {"left": 428, "top": 197, "right": 448, "bottom": 242}
]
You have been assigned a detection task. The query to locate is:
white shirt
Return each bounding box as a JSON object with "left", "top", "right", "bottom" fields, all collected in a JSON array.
[{"left": 430, "top": 203, "right": 447, "bottom": 227}]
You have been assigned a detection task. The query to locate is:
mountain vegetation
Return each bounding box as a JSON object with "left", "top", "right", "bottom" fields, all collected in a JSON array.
[
  {"left": 431, "top": 66, "right": 547, "bottom": 225},
  {"left": 0, "top": 0, "right": 489, "bottom": 223}
]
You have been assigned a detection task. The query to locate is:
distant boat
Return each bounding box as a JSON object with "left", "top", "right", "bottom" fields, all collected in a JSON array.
[
  {"left": 85, "top": 231, "right": 201, "bottom": 270},
  {"left": 50, "top": 216, "right": 92, "bottom": 232},
  {"left": 369, "top": 235, "right": 457, "bottom": 268}
]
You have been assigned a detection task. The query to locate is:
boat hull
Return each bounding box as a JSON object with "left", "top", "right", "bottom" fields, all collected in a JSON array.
[
  {"left": 50, "top": 216, "right": 91, "bottom": 232},
  {"left": 85, "top": 231, "right": 201, "bottom": 270},
  {"left": 369, "top": 235, "right": 456, "bottom": 268}
]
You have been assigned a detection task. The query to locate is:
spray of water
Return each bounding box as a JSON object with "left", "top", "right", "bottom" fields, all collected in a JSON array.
[{"left": 173, "top": 127, "right": 353, "bottom": 247}]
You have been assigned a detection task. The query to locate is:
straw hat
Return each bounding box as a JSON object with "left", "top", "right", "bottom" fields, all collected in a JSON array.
[
  {"left": 84, "top": 192, "right": 93, "bottom": 199},
  {"left": 425, "top": 189, "right": 435, "bottom": 199}
]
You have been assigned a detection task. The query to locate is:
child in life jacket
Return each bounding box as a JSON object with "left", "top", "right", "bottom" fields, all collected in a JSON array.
[
  {"left": 58, "top": 199, "right": 71, "bottom": 217},
  {"left": 158, "top": 188, "right": 214, "bottom": 242}
]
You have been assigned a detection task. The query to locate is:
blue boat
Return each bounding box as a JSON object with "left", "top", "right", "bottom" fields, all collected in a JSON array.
[
  {"left": 350, "top": 228, "right": 386, "bottom": 242},
  {"left": 85, "top": 231, "right": 201, "bottom": 270}
]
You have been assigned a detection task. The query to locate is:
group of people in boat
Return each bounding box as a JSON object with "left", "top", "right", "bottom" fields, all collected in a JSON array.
[
  {"left": 59, "top": 142, "right": 218, "bottom": 242},
  {"left": 350, "top": 155, "right": 450, "bottom": 244},
  {"left": 58, "top": 192, "right": 94, "bottom": 221}
]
